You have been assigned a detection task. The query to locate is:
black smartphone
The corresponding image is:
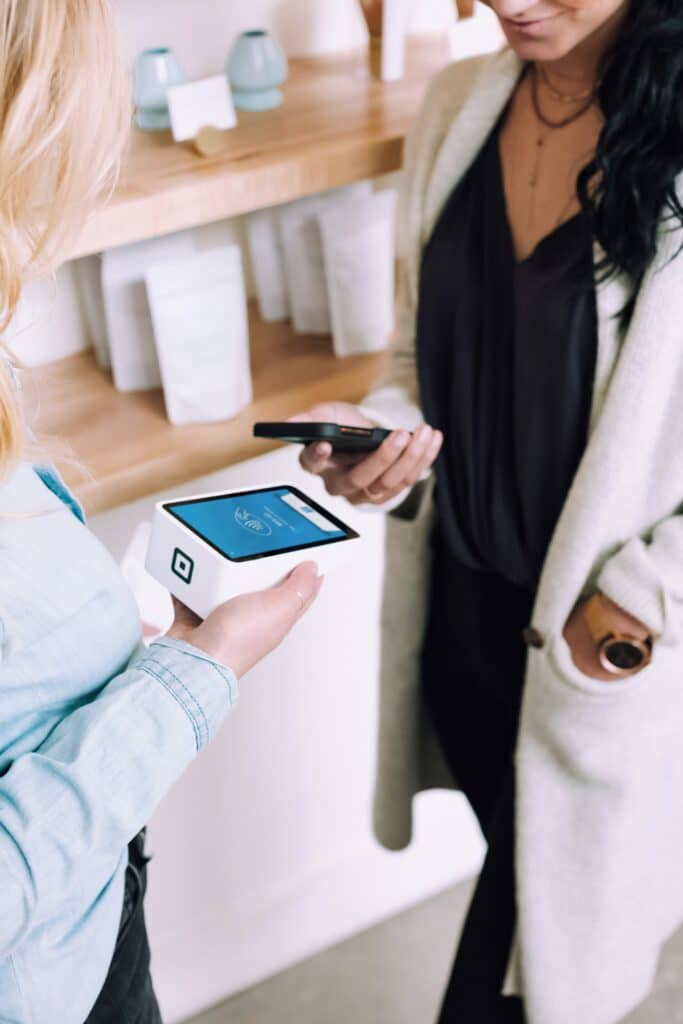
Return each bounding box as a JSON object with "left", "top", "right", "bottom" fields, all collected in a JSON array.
[{"left": 253, "top": 421, "right": 393, "bottom": 454}]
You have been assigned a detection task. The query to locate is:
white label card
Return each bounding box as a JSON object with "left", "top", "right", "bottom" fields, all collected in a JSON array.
[{"left": 167, "top": 75, "right": 237, "bottom": 143}]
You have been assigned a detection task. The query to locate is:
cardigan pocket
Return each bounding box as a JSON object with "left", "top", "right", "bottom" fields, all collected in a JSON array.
[{"left": 518, "top": 635, "right": 683, "bottom": 1024}]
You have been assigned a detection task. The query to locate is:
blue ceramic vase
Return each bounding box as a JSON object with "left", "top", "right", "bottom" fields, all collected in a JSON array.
[
  {"left": 134, "top": 47, "right": 186, "bottom": 131},
  {"left": 226, "top": 30, "right": 288, "bottom": 112}
]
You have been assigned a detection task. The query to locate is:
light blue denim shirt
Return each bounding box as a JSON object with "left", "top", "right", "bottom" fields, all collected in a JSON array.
[{"left": 0, "top": 463, "right": 239, "bottom": 1024}]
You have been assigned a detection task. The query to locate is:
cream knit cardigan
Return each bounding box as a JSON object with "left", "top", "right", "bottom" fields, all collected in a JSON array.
[{"left": 361, "top": 47, "right": 683, "bottom": 1024}]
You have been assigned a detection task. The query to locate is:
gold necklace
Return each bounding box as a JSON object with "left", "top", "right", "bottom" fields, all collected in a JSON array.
[
  {"left": 531, "top": 65, "right": 597, "bottom": 130},
  {"left": 526, "top": 65, "right": 597, "bottom": 227},
  {"left": 537, "top": 64, "right": 595, "bottom": 104}
]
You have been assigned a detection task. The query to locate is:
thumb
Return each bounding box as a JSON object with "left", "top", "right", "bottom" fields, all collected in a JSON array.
[{"left": 273, "top": 561, "right": 323, "bottom": 617}]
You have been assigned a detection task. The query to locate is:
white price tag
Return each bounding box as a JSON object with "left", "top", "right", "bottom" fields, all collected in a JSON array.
[{"left": 167, "top": 75, "right": 237, "bottom": 143}]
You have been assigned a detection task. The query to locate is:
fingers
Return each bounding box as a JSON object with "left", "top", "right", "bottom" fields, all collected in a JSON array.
[
  {"left": 294, "top": 410, "right": 444, "bottom": 507},
  {"left": 299, "top": 440, "right": 333, "bottom": 474},
  {"left": 346, "top": 426, "right": 443, "bottom": 505},
  {"left": 376, "top": 425, "right": 443, "bottom": 491},
  {"left": 343, "top": 430, "right": 412, "bottom": 493},
  {"left": 299, "top": 443, "right": 363, "bottom": 477}
]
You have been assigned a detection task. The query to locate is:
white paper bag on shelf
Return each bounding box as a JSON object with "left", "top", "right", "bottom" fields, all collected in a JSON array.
[
  {"left": 101, "top": 230, "right": 196, "bottom": 392},
  {"left": 278, "top": 182, "right": 373, "bottom": 336},
  {"left": 319, "top": 188, "right": 398, "bottom": 358},
  {"left": 73, "top": 255, "right": 110, "bottom": 368},
  {"left": 245, "top": 207, "right": 290, "bottom": 323},
  {"left": 145, "top": 245, "right": 252, "bottom": 426},
  {"left": 381, "top": 0, "right": 410, "bottom": 81}
]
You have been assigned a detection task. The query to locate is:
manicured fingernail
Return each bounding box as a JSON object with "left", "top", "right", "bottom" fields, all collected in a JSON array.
[
  {"left": 296, "top": 561, "right": 318, "bottom": 574},
  {"left": 392, "top": 431, "right": 409, "bottom": 448}
]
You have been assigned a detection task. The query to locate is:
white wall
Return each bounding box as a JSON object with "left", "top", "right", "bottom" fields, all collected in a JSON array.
[
  {"left": 113, "top": 0, "right": 456, "bottom": 70},
  {"left": 91, "top": 446, "right": 485, "bottom": 1024}
]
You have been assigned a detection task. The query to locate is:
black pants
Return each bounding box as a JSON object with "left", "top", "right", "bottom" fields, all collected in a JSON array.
[
  {"left": 421, "top": 539, "right": 534, "bottom": 1024},
  {"left": 85, "top": 831, "right": 162, "bottom": 1024}
]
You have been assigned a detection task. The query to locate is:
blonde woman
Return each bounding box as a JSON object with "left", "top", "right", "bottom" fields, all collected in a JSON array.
[
  {"left": 295, "top": 1, "right": 683, "bottom": 1022},
  {"left": 0, "top": 5, "right": 322, "bottom": 1023}
]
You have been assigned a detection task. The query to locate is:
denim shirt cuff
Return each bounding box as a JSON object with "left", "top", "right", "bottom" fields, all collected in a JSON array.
[{"left": 131, "top": 636, "right": 239, "bottom": 752}]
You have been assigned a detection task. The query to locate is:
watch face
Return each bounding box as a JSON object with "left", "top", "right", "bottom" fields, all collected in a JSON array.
[{"left": 604, "top": 639, "right": 647, "bottom": 672}]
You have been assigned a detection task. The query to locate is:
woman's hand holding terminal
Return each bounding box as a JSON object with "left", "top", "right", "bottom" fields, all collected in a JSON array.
[
  {"left": 167, "top": 561, "right": 322, "bottom": 679},
  {"left": 290, "top": 402, "right": 443, "bottom": 506}
]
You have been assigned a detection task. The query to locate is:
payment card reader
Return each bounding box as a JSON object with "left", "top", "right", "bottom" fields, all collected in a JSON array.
[{"left": 145, "top": 483, "right": 360, "bottom": 619}]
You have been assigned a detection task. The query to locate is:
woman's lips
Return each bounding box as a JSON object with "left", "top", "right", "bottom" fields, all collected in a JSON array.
[{"left": 501, "top": 14, "right": 560, "bottom": 37}]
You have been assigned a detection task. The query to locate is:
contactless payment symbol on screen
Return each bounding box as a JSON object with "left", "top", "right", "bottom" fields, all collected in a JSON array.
[
  {"left": 234, "top": 506, "right": 273, "bottom": 536},
  {"left": 171, "top": 547, "right": 195, "bottom": 584}
]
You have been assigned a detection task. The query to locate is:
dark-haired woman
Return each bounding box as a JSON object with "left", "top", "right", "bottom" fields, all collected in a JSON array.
[{"left": 292, "top": 2, "right": 683, "bottom": 1022}]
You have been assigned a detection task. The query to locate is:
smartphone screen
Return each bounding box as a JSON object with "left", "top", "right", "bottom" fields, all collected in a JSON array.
[{"left": 164, "top": 486, "right": 358, "bottom": 563}]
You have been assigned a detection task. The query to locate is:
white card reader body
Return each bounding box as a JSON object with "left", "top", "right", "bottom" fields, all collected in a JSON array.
[{"left": 145, "top": 483, "right": 360, "bottom": 619}]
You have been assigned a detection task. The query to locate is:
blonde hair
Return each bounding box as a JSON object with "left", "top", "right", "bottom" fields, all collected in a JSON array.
[{"left": 0, "top": 1, "right": 132, "bottom": 481}]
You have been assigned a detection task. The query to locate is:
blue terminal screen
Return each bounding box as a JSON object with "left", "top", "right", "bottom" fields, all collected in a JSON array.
[{"left": 167, "top": 487, "right": 349, "bottom": 562}]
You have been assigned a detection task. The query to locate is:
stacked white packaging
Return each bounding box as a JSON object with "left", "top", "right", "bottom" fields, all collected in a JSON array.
[
  {"left": 73, "top": 255, "right": 111, "bottom": 369},
  {"left": 278, "top": 183, "right": 372, "bottom": 336},
  {"left": 245, "top": 208, "right": 290, "bottom": 323},
  {"left": 319, "top": 189, "right": 398, "bottom": 357},
  {"left": 145, "top": 245, "right": 252, "bottom": 426},
  {"left": 101, "top": 230, "right": 196, "bottom": 392}
]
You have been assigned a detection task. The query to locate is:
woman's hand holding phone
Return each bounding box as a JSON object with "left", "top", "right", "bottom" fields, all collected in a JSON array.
[
  {"left": 167, "top": 562, "right": 322, "bottom": 679},
  {"left": 289, "top": 402, "right": 443, "bottom": 506}
]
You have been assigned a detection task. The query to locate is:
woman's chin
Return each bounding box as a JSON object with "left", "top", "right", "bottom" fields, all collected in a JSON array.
[{"left": 503, "top": 35, "right": 572, "bottom": 63}]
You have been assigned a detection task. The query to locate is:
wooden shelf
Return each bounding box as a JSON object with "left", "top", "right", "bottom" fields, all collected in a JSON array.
[
  {"left": 25, "top": 305, "right": 387, "bottom": 516},
  {"left": 36, "top": 39, "right": 446, "bottom": 513},
  {"left": 71, "top": 35, "right": 451, "bottom": 258}
]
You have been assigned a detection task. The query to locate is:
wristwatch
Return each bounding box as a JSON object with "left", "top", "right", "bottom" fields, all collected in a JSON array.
[{"left": 582, "top": 593, "right": 653, "bottom": 677}]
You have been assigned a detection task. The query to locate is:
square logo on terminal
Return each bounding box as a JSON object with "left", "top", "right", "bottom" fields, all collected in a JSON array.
[{"left": 171, "top": 547, "right": 195, "bottom": 584}]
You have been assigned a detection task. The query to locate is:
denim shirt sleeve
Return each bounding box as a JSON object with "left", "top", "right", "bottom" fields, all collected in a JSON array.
[{"left": 0, "top": 636, "right": 238, "bottom": 959}]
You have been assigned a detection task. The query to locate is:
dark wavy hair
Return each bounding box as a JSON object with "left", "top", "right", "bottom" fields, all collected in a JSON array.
[{"left": 576, "top": 0, "right": 683, "bottom": 326}]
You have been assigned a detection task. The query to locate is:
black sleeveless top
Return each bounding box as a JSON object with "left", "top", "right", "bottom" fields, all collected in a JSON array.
[{"left": 416, "top": 116, "right": 598, "bottom": 592}]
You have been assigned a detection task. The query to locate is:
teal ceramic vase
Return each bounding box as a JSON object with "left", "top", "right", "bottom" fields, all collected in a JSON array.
[
  {"left": 134, "top": 47, "right": 186, "bottom": 131},
  {"left": 226, "top": 30, "right": 288, "bottom": 111}
]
